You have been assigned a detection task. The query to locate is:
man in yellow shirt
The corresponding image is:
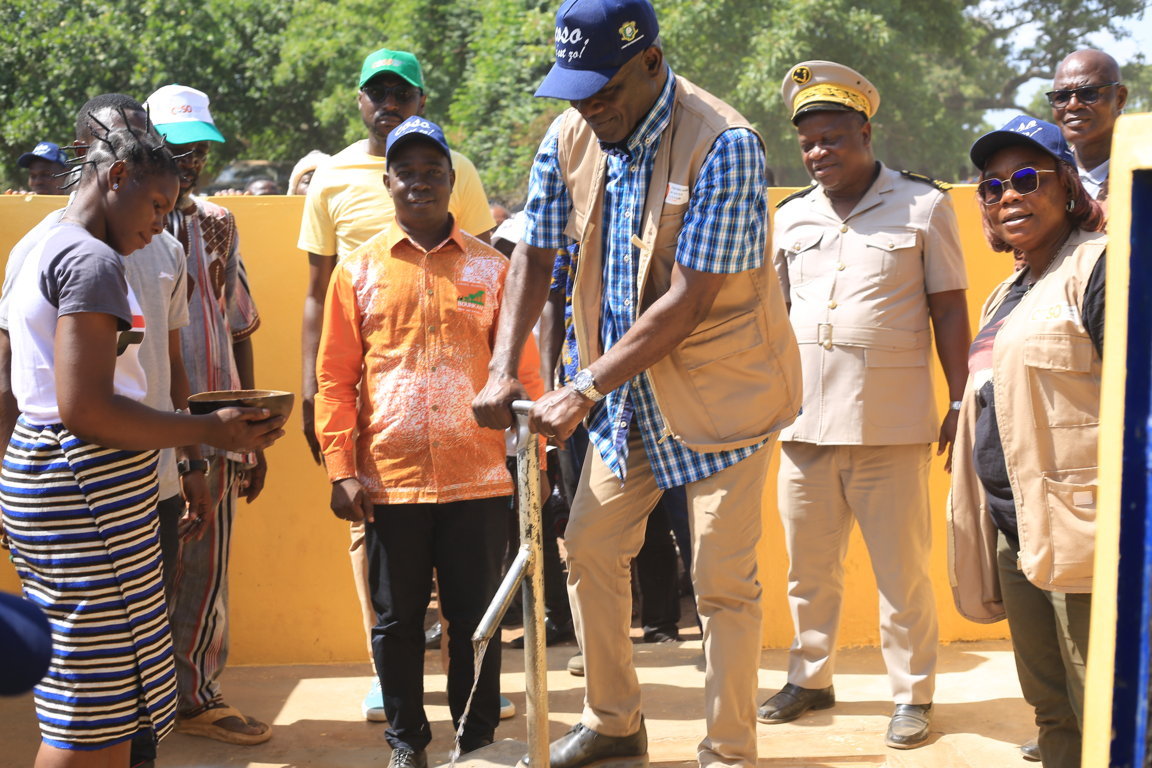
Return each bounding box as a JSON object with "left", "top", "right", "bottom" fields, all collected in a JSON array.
[{"left": 297, "top": 47, "right": 496, "bottom": 722}]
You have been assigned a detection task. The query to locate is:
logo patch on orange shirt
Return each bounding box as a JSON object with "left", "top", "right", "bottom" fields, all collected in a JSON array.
[{"left": 457, "top": 284, "right": 487, "bottom": 313}]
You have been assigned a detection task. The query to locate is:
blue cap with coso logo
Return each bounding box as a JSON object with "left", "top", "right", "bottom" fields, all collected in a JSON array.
[
  {"left": 969, "top": 114, "right": 1075, "bottom": 170},
  {"left": 385, "top": 116, "right": 452, "bottom": 165},
  {"left": 534, "top": 0, "right": 659, "bottom": 101}
]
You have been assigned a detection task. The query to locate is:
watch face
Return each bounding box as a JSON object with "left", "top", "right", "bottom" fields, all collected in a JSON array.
[{"left": 574, "top": 370, "right": 592, "bottom": 391}]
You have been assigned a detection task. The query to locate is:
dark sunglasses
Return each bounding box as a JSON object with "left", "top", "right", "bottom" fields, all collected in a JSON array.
[
  {"left": 362, "top": 83, "right": 421, "bottom": 104},
  {"left": 1045, "top": 82, "right": 1120, "bottom": 108},
  {"left": 977, "top": 167, "right": 1057, "bottom": 205}
]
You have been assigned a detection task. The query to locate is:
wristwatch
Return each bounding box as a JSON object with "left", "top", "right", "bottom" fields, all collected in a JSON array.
[
  {"left": 178, "top": 459, "right": 209, "bottom": 476},
  {"left": 572, "top": 368, "right": 605, "bottom": 403},
  {"left": 949, "top": 400, "right": 963, "bottom": 411}
]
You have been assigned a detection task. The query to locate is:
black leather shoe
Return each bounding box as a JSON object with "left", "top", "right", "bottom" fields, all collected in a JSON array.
[
  {"left": 389, "top": 748, "right": 428, "bottom": 768},
  {"left": 511, "top": 617, "right": 575, "bottom": 648},
  {"left": 1020, "top": 738, "right": 1040, "bottom": 762},
  {"left": 525, "top": 721, "right": 648, "bottom": 768},
  {"left": 756, "top": 683, "right": 835, "bottom": 724},
  {"left": 885, "top": 703, "right": 932, "bottom": 749}
]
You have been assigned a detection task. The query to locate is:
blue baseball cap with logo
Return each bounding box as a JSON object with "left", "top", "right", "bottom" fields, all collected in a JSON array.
[
  {"left": 535, "top": 0, "right": 659, "bottom": 101},
  {"left": 385, "top": 116, "right": 452, "bottom": 166},
  {"left": 969, "top": 114, "right": 1075, "bottom": 170},
  {"left": 17, "top": 141, "right": 68, "bottom": 168}
]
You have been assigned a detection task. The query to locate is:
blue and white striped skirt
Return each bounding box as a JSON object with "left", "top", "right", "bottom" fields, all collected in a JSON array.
[{"left": 0, "top": 418, "right": 177, "bottom": 749}]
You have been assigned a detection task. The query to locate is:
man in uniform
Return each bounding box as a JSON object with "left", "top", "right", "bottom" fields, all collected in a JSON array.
[
  {"left": 1049, "top": 49, "right": 1127, "bottom": 203},
  {"left": 759, "top": 61, "right": 971, "bottom": 750},
  {"left": 473, "top": 1, "right": 801, "bottom": 767},
  {"left": 297, "top": 47, "right": 497, "bottom": 721}
]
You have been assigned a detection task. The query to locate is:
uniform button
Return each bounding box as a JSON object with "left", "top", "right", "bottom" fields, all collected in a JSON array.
[
  {"left": 888, "top": 242, "right": 895, "bottom": 249},
  {"left": 828, "top": 301, "right": 838, "bottom": 309},
  {"left": 624, "top": 211, "right": 632, "bottom": 219},
  {"left": 624, "top": 299, "right": 632, "bottom": 307},
  {"left": 428, "top": 325, "right": 437, "bottom": 332},
  {"left": 793, "top": 242, "right": 801, "bottom": 250},
  {"left": 431, "top": 405, "right": 439, "bottom": 412},
  {"left": 822, "top": 340, "right": 833, "bottom": 350},
  {"left": 837, "top": 263, "right": 845, "bottom": 271},
  {"left": 840, "top": 225, "right": 848, "bottom": 233},
  {"left": 427, "top": 289, "right": 434, "bottom": 296},
  {"left": 430, "top": 365, "right": 438, "bottom": 372}
]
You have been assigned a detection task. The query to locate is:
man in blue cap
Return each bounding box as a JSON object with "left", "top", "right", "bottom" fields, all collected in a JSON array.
[
  {"left": 16, "top": 141, "right": 68, "bottom": 195},
  {"left": 315, "top": 116, "right": 513, "bottom": 768},
  {"left": 473, "top": 2, "right": 801, "bottom": 767}
]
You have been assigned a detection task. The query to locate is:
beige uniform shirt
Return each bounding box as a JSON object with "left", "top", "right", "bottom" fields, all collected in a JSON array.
[{"left": 773, "top": 163, "right": 967, "bottom": 445}]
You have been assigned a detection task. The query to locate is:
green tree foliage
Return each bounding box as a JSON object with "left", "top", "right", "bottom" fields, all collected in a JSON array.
[{"left": 0, "top": 0, "right": 1147, "bottom": 196}]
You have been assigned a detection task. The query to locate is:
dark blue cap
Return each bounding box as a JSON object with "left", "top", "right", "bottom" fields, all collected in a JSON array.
[
  {"left": 17, "top": 141, "right": 68, "bottom": 169},
  {"left": 385, "top": 116, "right": 452, "bottom": 165},
  {"left": 0, "top": 591, "right": 52, "bottom": 696},
  {"left": 535, "top": 0, "right": 659, "bottom": 101},
  {"left": 969, "top": 114, "right": 1075, "bottom": 170}
]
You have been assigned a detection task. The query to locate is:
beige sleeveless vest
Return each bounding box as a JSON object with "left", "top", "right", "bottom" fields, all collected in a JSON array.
[{"left": 553, "top": 75, "right": 801, "bottom": 452}]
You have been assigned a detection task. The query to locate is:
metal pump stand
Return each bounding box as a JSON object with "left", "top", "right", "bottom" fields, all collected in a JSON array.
[{"left": 471, "top": 400, "right": 548, "bottom": 768}]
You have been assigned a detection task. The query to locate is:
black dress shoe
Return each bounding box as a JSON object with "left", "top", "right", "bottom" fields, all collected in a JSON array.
[
  {"left": 511, "top": 617, "right": 575, "bottom": 648},
  {"left": 757, "top": 682, "right": 835, "bottom": 724},
  {"left": 389, "top": 747, "right": 428, "bottom": 768},
  {"left": 1020, "top": 738, "right": 1040, "bottom": 762},
  {"left": 885, "top": 703, "right": 932, "bottom": 749},
  {"left": 525, "top": 721, "right": 648, "bottom": 768}
]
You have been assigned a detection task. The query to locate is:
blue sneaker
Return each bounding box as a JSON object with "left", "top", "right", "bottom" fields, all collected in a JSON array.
[
  {"left": 363, "top": 680, "right": 388, "bottom": 722},
  {"left": 499, "top": 695, "right": 516, "bottom": 720}
]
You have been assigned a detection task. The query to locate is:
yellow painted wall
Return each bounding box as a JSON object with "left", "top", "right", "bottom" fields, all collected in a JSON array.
[{"left": 0, "top": 187, "right": 1009, "bottom": 665}]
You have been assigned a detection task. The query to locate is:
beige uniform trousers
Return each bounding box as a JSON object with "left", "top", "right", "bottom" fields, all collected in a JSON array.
[
  {"left": 778, "top": 442, "right": 938, "bottom": 704},
  {"left": 350, "top": 521, "right": 376, "bottom": 656},
  {"left": 566, "top": 427, "right": 773, "bottom": 768}
]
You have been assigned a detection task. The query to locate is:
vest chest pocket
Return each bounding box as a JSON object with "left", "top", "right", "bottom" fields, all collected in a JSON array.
[
  {"left": 861, "top": 230, "right": 918, "bottom": 287},
  {"left": 1022, "top": 334, "right": 1099, "bottom": 428}
]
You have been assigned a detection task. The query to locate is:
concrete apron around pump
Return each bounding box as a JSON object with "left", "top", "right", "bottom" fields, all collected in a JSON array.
[{"left": 442, "top": 401, "right": 550, "bottom": 768}]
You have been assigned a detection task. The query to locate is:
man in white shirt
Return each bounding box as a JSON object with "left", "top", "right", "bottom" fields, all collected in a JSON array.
[{"left": 1049, "top": 49, "right": 1128, "bottom": 202}]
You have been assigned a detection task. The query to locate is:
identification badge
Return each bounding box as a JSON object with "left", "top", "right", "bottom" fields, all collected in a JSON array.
[{"left": 665, "top": 182, "right": 689, "bottom": 205}]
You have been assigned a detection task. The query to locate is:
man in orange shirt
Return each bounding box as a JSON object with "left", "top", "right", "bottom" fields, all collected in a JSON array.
[{"left": 314, "top": 117, "right": 510, "bottom": 768}]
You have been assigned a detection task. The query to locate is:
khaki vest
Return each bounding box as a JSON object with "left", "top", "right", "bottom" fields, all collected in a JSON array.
[
  {"left": 555, "top": 75, "right": 801, "bottom": 452},
  {"left": 948, "top": 229, "right": 1105, "bottom": 621}
]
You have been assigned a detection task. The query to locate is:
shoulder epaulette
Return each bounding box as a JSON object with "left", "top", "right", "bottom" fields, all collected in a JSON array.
[
  {"left": 900, "top": 170, "right": 952, "bottom": 191},
  {"left": 775, "top": 184, "right": 817, "bottom": 209}
]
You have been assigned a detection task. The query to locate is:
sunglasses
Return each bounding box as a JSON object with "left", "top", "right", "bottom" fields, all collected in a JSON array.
[
  {"left": 977, "top": 167, "right": 1057, "bottom": 205},
  {"left": 362, "top": 83, "right": 421, "bottom": 104},
  {"left": 1045, "top": 82, "right": 1120, "bottom": 108}
]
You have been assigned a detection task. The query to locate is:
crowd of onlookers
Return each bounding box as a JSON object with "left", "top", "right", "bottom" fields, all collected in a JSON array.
[{"left": 0, "top": 0, "right": 1132, "bottom": 767}]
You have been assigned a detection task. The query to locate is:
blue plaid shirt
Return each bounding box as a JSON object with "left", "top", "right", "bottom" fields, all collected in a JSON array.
[{"left": 525, "top": 71, "right": 768, "bottom": 489}]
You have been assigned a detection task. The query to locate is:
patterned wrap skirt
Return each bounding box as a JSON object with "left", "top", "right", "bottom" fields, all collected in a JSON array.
[{"left": 0, "top": 418, "right": 177, "bottom": 749}]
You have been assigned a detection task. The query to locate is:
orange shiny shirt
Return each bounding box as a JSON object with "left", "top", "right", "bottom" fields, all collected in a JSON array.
[{"left": 315, "top": 221, "right": 513, "bottom": 504}]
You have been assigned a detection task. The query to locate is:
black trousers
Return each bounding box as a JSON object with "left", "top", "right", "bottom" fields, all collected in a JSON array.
[{"left": 366, "top": 497, "right": 508, "bottom": 753}]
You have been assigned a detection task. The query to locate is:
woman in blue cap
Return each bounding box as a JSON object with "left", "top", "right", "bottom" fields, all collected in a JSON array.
[{"left": 948, "top": 115, "right": 1106, "bottom": 768}]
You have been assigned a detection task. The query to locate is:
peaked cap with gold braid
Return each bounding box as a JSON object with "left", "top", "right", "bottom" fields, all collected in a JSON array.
[{"left": 781, "top": 60, "right": 880, "bottom": 124}]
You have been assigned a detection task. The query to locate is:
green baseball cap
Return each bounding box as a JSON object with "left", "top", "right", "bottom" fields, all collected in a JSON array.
[{"left": 359, "top": 48, "right": 424, "bottom": 90}]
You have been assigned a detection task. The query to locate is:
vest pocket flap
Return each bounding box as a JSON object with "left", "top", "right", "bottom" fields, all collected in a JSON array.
[
  {"left": 864, "top": 347, "right": 925, "bottom": 368},
  {"left": 1042, "top": 474, "right": 1096, "bottom": 584},
  {"left": 1023, "top": 334, "right": 1093, "bottom": 372},
  {"left": 678, "top": 311, "right": 764, "bottom": 370},
  {"left": 864, "top": 230, "right": 918, "bottom": 251}
]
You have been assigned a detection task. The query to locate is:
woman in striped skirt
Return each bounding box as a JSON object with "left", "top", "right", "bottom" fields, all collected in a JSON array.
[{"left": 0, "top": 116, "right": 285, "bottom": 768}]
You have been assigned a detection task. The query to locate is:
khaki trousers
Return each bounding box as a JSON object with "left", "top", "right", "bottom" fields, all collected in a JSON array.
[
  {"left": 777, "top": 442, "right": 938, "bottom": 704},
  {"left": 566, "top": 427, "right": 772, "bottom": 768},
  {"left": 350, "top": 520, "right": 376, "bottom": 658}
]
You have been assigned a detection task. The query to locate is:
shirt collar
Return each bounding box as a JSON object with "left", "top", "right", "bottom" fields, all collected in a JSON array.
[
  {"left": 385, "top": 214, "right": 466, "bottom": 255},
  {"left": 598, "top": 68, "right": 676, "bottom": 161}
]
